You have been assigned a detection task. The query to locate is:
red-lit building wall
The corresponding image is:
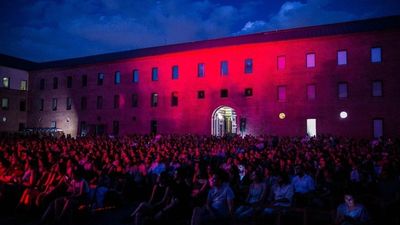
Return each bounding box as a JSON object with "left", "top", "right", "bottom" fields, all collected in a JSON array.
[{"left": 27, "top": 29, "right": 400, "bottom": 138}]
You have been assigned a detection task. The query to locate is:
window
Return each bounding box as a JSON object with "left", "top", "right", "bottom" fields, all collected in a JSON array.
[
  {"left": 39, "top": 98, "right": 44, "bottom": 111},
  {"left": 66, "top": 97, "right": 72, "bottom": 110},
  {"left": 172, "top": 65, "right": 179, "bottom": 80},
  {"left": 373, "top": 119, "right": 383, "bottom": 138},
  {"left": 20, "top": 80, "right": 27, "bottom": 90},
  {"left": 96, "top": 96, "right": 103, "bottom": 109},
  {"left": 1, "top": 98, "right": 9, "bottom": 110},
  {"left": 152, "top": 67, "right": 158, "bottom": 81},
  {"left": 115, "top": 71, "right": 121, "bottom": 84},
  {"left": 220, "top": 61, "right": 228, "bottom": 76},
  {"left": 132, "top": 94, "right": 138, "bottom": 107},
  {"left": 82, "top": 75, "right": 87, "bottom": 87},
  {"left": 198, "top": 63, "right": 205, "bottom": 77},
  {"left": 19, "top": 99, "right": 26, "bottom": 111},
  {"left": 113, "top": 121, "right": 119, "bottom": 135},
  {"left": 53, "top": 77, "right": 58, "bottom": 89},
  {"left": 40, "top": 79, "right": 45, "bottom": 90},
  {"left": 2, "top": 77, "right": 9, "bottom": 88},
  {"left": 67, "top": 76, "right": 72, "bottom": 88},
  {"left": 197, "top": 90, "right": 205, "bottom": 99},
  {"left": 171, "top": 92, "right": 178, "bottom": 106},
  {"left": 307, "top": 118, "right": 317, "bottom": 137},
  {"left": 371, "top": 47, "right": 381, "bottom": 63},
  {"left": 338, "top": 82, "right": 348, "bottom": 99},
  {"left": 132, "top": 70, "right": 139, "bottom": 83},
  {"left": 372, "top": 80, "right": 383, "bottom": 97},
  {"left": 306, "top": 53, "right": 315, "bottom": 68},
  {"left": 97, "top": 73, "right": 104, "bottom": 85},
  {"left": 151, "top": 120, "right": 157, "bottom": 134},
  {"left": 50, "top": 121, "right": 57, "bottom": 128},
  {"left": 81, "top": 97, "right": 87, "bottom": 110},
  {"left": 244, "top": 58, "right": 253, "bottom": 74},
  {"left": 220, "top": 89, "right": 228, "bottom": 98},
  {"left": 52, "top": 98, "right": 57, "bottom": 111},
  {"left": 277, "top": 56, "right": 286, "bottom": 70},
  {"left": 337, "top": 50, "right": 347, "bottom": 65},
  {"left": 278, "top": 86, "right": 287, "bottom": 102},
  {"left": 244, "top": 88, "right": 253, "bottom": 97},
  {"left": 307, "top": 84, "right": 316, "bottom": 100},
  {"left": 151, "top": 93, "right": 158, "bottom": 107},
  {"left": 114, "top": 95, "right": 120, "bottom": 109}
]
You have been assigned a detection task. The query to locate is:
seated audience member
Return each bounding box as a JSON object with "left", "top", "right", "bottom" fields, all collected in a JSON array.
[
  {"left": 191, "top": 169, "right": 234, "bottom": 225},
  {"left": 235, "top": 170, "right": 266, "bottom": 220},
  {"left": 335, "top": 193, "right": 369, "bottom": 225},
  {"left": 262, "top": 172, "right": 294, "bottom": 216},
  {"left": 291, "top": 165, "right": 315, "bottom": 206}
]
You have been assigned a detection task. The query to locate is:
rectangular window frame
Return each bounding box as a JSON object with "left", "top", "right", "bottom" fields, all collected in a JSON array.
[
  {"left": 172, "top": 65, "right": 179, "bottom": 80},
  {"left": 372, "top": 80, "right": 383, "bottom": 97},
  {"left": 197, "top": 63, "right": 205, "bottom": 77},
  {"left": 97, "top": 73, "right": 104, "bottom": 85},
  {"left": 220, "top": 61, "right": 228, "bottom": 76},
  {"left": 337, "top": 50, "right": 347, "bottom": 66},
  {"left": 114, "top": 71, "right": 121, "bottom": 84},
  {"left": 371, "top": 47, "right": 382, "bottom": 63},
  {"left": 338, "top": 82, "right": 348, "bottom": 99},
  {"left": 132, "top": 69, "right": 139, "bottom": 83},
  {"left": 244, "top": 58, "right": 253, "bottom": 74},
  {"left": 306, "top": 53, "right": 316, "bottom": 68},
  {"left": 152, "top": 67, "right": 158, "bottom": 81}
]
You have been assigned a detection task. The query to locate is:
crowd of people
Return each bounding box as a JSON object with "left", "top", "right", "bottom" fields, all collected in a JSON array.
[{"left": 0, "top": 133, "right": 399, "bottom": 225}]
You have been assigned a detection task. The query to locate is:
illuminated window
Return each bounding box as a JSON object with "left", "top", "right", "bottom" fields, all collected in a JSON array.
[
  {"left": 132, "top": 94, "right": 138, "bottom": 107},
  {"left": 97, "top": 73, "right": 104, "bottom": 85},
  {"left": 66, "top": 97, "right": 72, "bottom": 110},
  {"left": 2, "top": 77, "right": 9, "bottom": 88},
  {"left": 53, "top": 77, "right": 58, "bottom": 89},
  {"left": 278, "top": 86, "right": 287, "bottom": 102},
  {"left": 1, "top": 98, "right": 9, "bottom": 110},
  {"left": 337, "top": 50, "right": 347, "bottom": 65},
  {"left": 81, "top": 96, "right": 87, "bottom": 110},
  {"left": 244, "top": 58, "right": 253, "bottom": 74},
  {"left": 372, "top": 80, "right": 383, "bottom": 97},
  {"left": 172, "top": 65, "right": 179, "bottom": 80},
  {"left": 132, "top": 70, "right": 139, "bottom": 83},
  {"left": 40, "top": 79, "right": 45, "bottom": 90},
  {"left": 115, "top": 71, "right": 121, "bottom": 84},
  {"left": 307, "top": 118, "right": 317, "bottom": 137},
  {"left": 371, "top": 47, "right": 381, "bottom": 63},
  {"left": 198, "top": 63, "right": 205, "bottom": 77},
  {"left": 277, "top": 56, "right": 286, "bottom": 70},
  {"left": 20, "top": 80, "right": 27, "bottom": 90},
  {"left": 39, "top": 98, "right": 44, "bottom": 111},
  {"left": 151, "top": 93, "right": 158, "bottom": 107},
  {"left": 197, "top": 90, "right": 205, "bottom": 99},
  {"left": 114, "top": 95, "right": 120, "bottom": 109},
  {"left": 82, "top": 75, "right": 87, "bottom": 87},
  {"left": 373, "top": 119, "right": 383, "bottom": 138},
  {"left": 152, "top": 67, "right": 158, "bottom": 81},
  {"left": 96, "top": 96, "right": 103, "bottom": 109},
  {"left": 220, "top": 89, "right": 228, "bottom": 98},
  {"left": 52, "top": 98, "right": 57, "bottom": 111},
  {"left": 244, "top": 88, "right": 253, "bottom": 97},
  {"left": 306, "top": 53, "right": 315, "bottom": 68},
  {"left": 220, "top": 61, "right": 228, "bottom": 76},
  {"left": 171, "top": 92, "right": 178, "bottom": 106},
  {"left": 338, "top": 82, "right": 348, "bottom": 99},
  {"left": 307, "top": 84, "right": 316, "bottom": 100},
  {"left": 113, "top": 121, "right": 119, "bottom": 135}
]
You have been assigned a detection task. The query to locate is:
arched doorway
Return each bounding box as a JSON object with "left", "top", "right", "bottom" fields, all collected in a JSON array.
[{"left": 211, "top": 106, "right": 237, "bottom": 136}]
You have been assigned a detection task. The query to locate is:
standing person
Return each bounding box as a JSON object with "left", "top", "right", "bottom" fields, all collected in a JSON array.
[
  {"left": 335, "top": 192, "right": 369, "bottom": 225},
  {"left": 191, "top": 169, "right": 235, "bottom": 225}
]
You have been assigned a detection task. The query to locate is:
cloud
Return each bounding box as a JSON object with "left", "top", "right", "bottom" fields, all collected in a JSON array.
[{"left": 235, "top": 20, "right": 268, "bottom": 35}]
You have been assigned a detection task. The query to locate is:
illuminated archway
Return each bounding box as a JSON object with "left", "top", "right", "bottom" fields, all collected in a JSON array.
[{"left": 211, "top": 106, "right": 237, "bottom": 136}]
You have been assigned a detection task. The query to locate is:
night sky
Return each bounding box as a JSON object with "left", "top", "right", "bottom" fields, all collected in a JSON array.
[{"left": 1, "top": 0, "right": 399, "bottom": 62}]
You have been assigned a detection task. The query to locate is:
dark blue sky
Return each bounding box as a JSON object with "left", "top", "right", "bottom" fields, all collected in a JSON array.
[{"left": 1, "top": 0, "right": 399, "bottom": 62}]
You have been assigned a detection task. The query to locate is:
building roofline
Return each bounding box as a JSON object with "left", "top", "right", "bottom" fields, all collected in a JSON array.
[
  {"left": 0, "top": 54, "right": 37, "bottom": 70},
  {"left": 6, "top": 15, "right": 400, "bottom": 71}
]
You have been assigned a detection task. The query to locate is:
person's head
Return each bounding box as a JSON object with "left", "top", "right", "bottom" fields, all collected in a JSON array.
[
  {"left": 344, "top": 194, "right": 356, "bottom": 208},
  {"left": 277, "top": 171, "right": 290, "bottom": 185}
]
